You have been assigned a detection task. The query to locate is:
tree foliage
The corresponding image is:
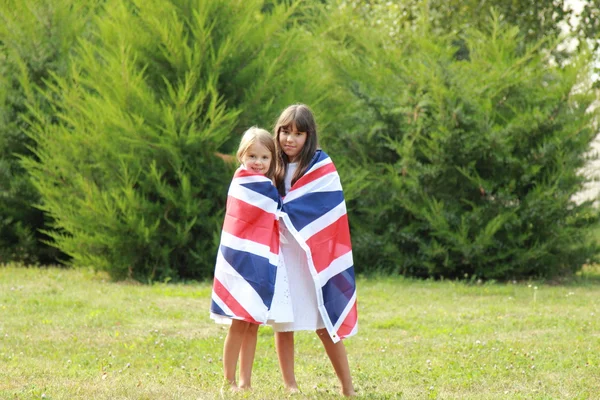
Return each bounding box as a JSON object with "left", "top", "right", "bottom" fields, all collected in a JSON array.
[
  {"left": 22, "top": 0, "right": 329, "bottom": 281},
  {"left": 0, "top": 0, "right": 100, "bottom": 264},
  {"left": 3, "top": 0, "right": 599, "bottom": 281},
  {"left": 341, "top": 0, "right": 600, "bottom": 57},
  {"left": 321, "top": 11, "right": 600, "bottom": 279}
]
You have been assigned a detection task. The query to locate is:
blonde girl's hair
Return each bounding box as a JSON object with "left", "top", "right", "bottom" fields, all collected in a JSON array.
[
  {"left": 236, "top": 126, "right": 277, "bottom": 179},
  {"left": 273, "top": 104, "right": 319, "bottom": 196}
]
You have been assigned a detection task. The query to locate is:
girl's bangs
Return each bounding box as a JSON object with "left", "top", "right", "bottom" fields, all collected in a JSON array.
[
  {"left": 277, "top": 114, "right": 296, "bottom": 131},
  {"left": 278, "top": 108, "right": 311, "bottom": 133}
]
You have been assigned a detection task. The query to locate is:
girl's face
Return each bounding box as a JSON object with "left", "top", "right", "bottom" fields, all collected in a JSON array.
[
  {"left": 279, "top": 123, "right": 307, "bottom": 163},
  {"left": 242, "top": 142, "right": 272, "bottom": 175}
]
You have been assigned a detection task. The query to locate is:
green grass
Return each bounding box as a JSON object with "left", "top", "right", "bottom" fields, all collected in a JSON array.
[{"left": 1, "top": 265, "right": 600, "bottom": 399}]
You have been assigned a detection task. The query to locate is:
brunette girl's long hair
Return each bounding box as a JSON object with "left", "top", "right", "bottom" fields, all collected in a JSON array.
[{"left": 273, "top": 104, "right": 319, "bottom": 196}]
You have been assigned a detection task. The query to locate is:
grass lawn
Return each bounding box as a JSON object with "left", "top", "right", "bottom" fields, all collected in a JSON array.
[{"left": 1, "top": 265, "right": 599, "bottom": 399}]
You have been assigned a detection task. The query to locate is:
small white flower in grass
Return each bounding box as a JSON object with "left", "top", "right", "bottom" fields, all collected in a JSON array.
[
  {"left": 531, "top": 365, "right": 535, "bottom": 369},
  {"left": 126, "top": 363, "right": 131, "bottom": 368},
  {"left": 475, "top": 340, "right": 481, "bottom": 345},
  {"left": 429, "top": 386, "right": 434, "bottom": 391},
  {"left": 181, "top": 365, "right": 186, "bottom": 370},
  {"left": 41, "top": 394, "right": 46, "bottom": 399}
]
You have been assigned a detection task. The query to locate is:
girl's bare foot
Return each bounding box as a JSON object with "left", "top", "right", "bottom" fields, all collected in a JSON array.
[{"left": 220, "top": 380, "right": 241, "bottom": 397}]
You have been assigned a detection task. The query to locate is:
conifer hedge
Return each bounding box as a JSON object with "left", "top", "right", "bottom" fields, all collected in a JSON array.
[
  {"left": 5, "top": 0, "right": 600, "bottom": 281},
  {"left": 0, "top": 0, "right": 99, "bottom": 264},
  {"left": 323, "top": 14, "right": 600, "bottom": 279},
  {"left": 22, "top": 0, "right": 329, "bottom": 281}
]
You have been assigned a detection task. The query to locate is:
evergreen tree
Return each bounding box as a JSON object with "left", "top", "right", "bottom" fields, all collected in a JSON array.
[
  {"left": 322, "top": 12, "right": 600, "bottom": 279},
  {"left": 0, "top": 0, "right": 100, "bottom": 264},
  {"left": 22, "top": 0, "right": 330, "bottom": 281}
]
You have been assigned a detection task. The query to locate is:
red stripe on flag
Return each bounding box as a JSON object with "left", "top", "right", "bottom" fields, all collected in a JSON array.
[
  {"left": 306, "top": 214, "right": 352, "bottom": 273},
  {"left": 336, "top": 301, "right": 358, "bottom": 339},
  {"left": 223, "top": 196, "right": 277, "bottom": 248},
  {"left": 271, "top": 220, "right": 280, "bottom": 255},
  {"left": 213, "top": 278, "right": 259, "bottom": 324},
  {"left": 291, "top": 162, "right": 337, "bottom": 192},
  {"left": 235, "top": 169, "right": 266, "bottom": 179}
]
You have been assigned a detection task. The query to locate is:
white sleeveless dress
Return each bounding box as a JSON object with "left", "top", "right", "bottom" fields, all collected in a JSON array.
[{"left": 269, "top": 163, "right": 325, "bottom": 332}]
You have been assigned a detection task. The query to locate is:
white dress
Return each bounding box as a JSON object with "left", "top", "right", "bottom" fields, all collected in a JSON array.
[{"left": 270, "top": 163, "right": 325, "bottom": 332}]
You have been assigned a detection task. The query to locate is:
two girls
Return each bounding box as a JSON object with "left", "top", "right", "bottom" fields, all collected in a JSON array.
[{"left": 211, "top": 105, "right": 358, "bottom": 396}]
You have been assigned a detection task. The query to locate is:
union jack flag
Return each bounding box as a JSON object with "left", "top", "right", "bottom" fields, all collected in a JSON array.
[
  {"left": 280, "top": 150, "right": 358, "bottom": 343},
  {"left": 210, "top": 167, "right": 281, "bottom": 325}
]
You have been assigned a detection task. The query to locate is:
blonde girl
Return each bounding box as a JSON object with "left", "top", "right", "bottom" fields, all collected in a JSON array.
[{"left": 210, "top": 127, "right": 283, "bottom": 391}]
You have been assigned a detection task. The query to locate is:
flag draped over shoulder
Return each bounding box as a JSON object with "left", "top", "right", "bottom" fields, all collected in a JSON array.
[
  {"left": 281, "top": 150, "right": 358, "bottom": 343},
  {"left": 210, "top": 167, "right": 281, "bottom": 325}
]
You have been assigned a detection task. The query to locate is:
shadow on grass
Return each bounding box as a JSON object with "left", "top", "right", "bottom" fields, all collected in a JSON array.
[{"left": 551, "top": 264, "right": 600, "bottom": 286}]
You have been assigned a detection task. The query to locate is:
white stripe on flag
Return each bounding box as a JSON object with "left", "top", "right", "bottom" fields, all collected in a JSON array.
[
  {"left": 332, "top": 291, "right": 357, "bottom": 333},
  {"left": 284, "top": 172, "right": 342, "bottom": 204},
  {"left": 229, "top": 182, "right": 279, "bottom": 215},
  {"left": 220, "top": 231, "right": 278, "bottom": 267},
  {"left": 212, "top": 290, "right": 234, "bottom": 317},
  {"left": 298, "top": 201, "right": 347, "bottom": 241},
  {"left": 214, "top": 250, "right": 269, "bottom": 321},
  {"left": 316, "top": 251, "right": 354, "bottom": 286},
  {"left": 306, "top": 157, "right": 333, "bottom": 174},
  {"left": 232, "top": 171, "right": 274, "bottom": 185}
]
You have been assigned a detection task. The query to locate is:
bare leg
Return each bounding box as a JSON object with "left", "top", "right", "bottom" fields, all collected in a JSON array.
[
  {"left": 316, "top": 328, "right": 355, "bottom": 397},
  {"left": 222, "top": 320, "right": 250, "bottom": 388},
  {"left": 274, "top": 331, "right": 299, "bottom": 391},
  {"left": 238, "top": 323, "right": 259, "bottom": 389}
]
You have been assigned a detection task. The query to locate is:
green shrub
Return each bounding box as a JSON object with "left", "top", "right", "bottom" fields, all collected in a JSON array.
[
  {"left": 0, "top": 0, "right": 100, "bottom": 264},
  {"left": 22, "top": 0, "right": 330, "bottom": 281},
  {"left": 323, "top": 14, "right": 600, "bottom": 279}
]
